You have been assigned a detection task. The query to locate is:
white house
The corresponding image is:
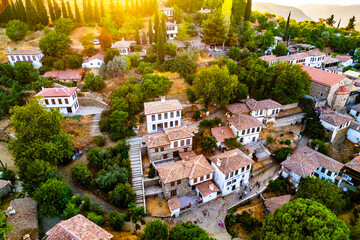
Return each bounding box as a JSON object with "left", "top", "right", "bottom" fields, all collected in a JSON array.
[
  {"left": 7, "top": 49, "right": 44, "bottom": 68},
  {"left": 281, "top": 146, "right": 343, "bottom": 188},
  {"left": 160, "top": 7, "right": 174, "bottom": 18},
  {"left": 319, "top": 110, "right": 353, "bottom": 142},
  {"left": 227, "top": 98, "right": 281, "bottom": 124},
  {"left": 347, "top": 121, "right": 360, "bottom": 144},
  {"left": 209, "top": 149, "right": 254, "bottom": 196},
  {"left": 350, "top": 104, "right": 360, "bottom": 123},
  {"left": 35, "top": 87, "right": 79, "bottom": 114},
  {"left": 112, "top": 39, "right": 136, "bottom": 55},
  {"left": 228, "top": 114, "right": 264, "bottom": 145},
  {"left": 144, "top": 97, "right": 182, "bottom": 134},
  {"left": 82, "top": 52, "right": 104, "bottom": 69},
  {"left": 153, "top": 22, "right": 179, "bottom": 40},
  {"left": 260, "top": 50, "right": 326, "bottom": 67},
  {"left": 211, "top": 126, "right": 235, "bottom": 148},
  {"left": 336, "top": 55, "right": 353, "bottom": 67}
]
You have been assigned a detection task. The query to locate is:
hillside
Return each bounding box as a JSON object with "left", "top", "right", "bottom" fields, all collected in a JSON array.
[
  {"left": 298, "top": 4, "right": 360, "bottom": 27},
  {"left": 252, "top": 2, "right": 312, "bottom": 21}
]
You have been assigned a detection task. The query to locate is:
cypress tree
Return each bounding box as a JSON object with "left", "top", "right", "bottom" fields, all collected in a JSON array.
[
  {"left": 53, "top": 0, "right": 61, "bottom": 20},
  {"left": 47, "top": 0, "right": 55, "bottom": 22},
  {"left": 244, "top": 0, "right": 251, "bottom": 21},
  {"left": 135, "top": 25, "right": 140, "bottom": 44},
  {"left": 25, "top": 0, "right": 40, "bottom": 26},
  {"left": 284, "top": 11, "right": 291, "bottom": 43},
  {"left": 66, "top": 1, "right": 74, "bottom": 20},
  {"left": 142, "top": 32, "right": 148, "bottom": 44},
  {"left": 157, "top": 15, "right": 166, "bottom": 63},
  {"left": 148, "top": 18, "right": 153, "bottom": 44},
  {"left": 154, "top": 10, "right": 159, "bottom": 44},
  {"left": 94, "top": 0, "right": 100, "bottom": 22},
  {"left": 61, "top": 0, "right": 68, "bottom": 18},
  {"left": 74, "top": 0, "right": 82, "bottom": 23},
  {"left": 100, "top": 0, "right": 105, "bottom": 19},
  {"left": 87, "top": 0, "right": 93, "bottom": 22},
  {"left": 35, "top": 0, "right": 49, "bottom": 25},
  {"left": 83, "top": 0, "right": 88, "bottom": 22},
  {"left": 15, "top": 0, "right": 28, "bottom": 22},
  {"left": 337, "top": 19, "right": 341, "bottom": 29}
]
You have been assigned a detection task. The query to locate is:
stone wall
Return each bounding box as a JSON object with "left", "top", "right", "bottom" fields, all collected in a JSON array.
[
  {"left": 280, "top": 103, "right": 298, "bottom": 110},
  {"left": 162, "top": 179, "right": 192, "bottom": 199},
  {"left": 332, "top": 127, "right": 349, "bottom": 147},
  {"left": 78, "top": 98, "right": 109, "bottom": 108},
  {"left": 275, "top": 113, "right": 306, "bottom": 128},
  {"left": 310, "top": 82, "right": 330, "bottom": 101},
  {"left": 144, "top": 177, "right": 160, "bottom": 188}
]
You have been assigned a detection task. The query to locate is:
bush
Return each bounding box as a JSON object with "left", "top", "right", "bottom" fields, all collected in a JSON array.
[
  {"left": 109, "top": 183, "right": 136, "bottom": 208},
  {"left": 137, "top": 62, "right": 154, "bottom": 74},
  {"left": 87, "top": 212, "right": 105, "bottom": 227},
  {"left": 201, "top": 135, "right": 217, "bottom": 150},
  {"left": 192, "top": 110, "right": 201, "bottom": 120},
  {"left": 310, "top": 139, "right": 330, "bottom": 156},
  {"left": 273, "top": 147, "right": 291, "bottom": 162},
  {"left": 54, "top": 18, "right": 75, "bottom": 35},
  {"left": 109, "top": 211, "right": 125, "bottom": 231},
  {"left": 84, "top": 72, "right": 105, "bottom": 91},
  {"left": 280, "top": 133, "right": 284, "bottom": 137},
  {"left": 31, "top": 77, "right": 53, "bottom": 92},
  {"left": 268, "top": 179, "right": 285, "bottom": 192},
  {"left": 81, "top": 195, "right": 92, "bottom": 211},
  {"left": 165, "top": 42, "right": 178, "bottom": 56},
  {"left": 6, "top": 20, "right": 28, "bottom": 41},
  {"left": 280, "top": 140, "right": 284, "bottom": 145},
  {"left": 186, "top": 88, "right": 197, "bottom": 103},
  {"left": 285, "top": 139, "right": 291, "bottom": 145},
  {"left": 144, "top": 219, "right": 169, "bottom": 240},
  {"left": 93, "top": 135, "right": 106, "bottom": 146},
  {"left": 61, "top": 202, "right": 80, "bottom": 220},
  {"left": 224, "top": 138, "right": 242, "bottom": 150},
  {"left": 266, "top": 136, "right": 274, "bottom": 144},
  {"left": 91, "top": 203, "right": 105, "bottom": 215},
  {"left": 95, "top": 165, "right": 129, "bottom": 191},
  {"left": 53, "top": 60, "right": 66, "bottom": 70},
  {"left": 87, "top": 147, "right": 104, "bottom": 169},
  {"left": 0, "top": 169, "right": 16, "bottom": 182},
  {"left": 71, "top": 162, "right": 93, "bottom": 186},
  {"left": 65, "top": 53, "right": 83, "bottom": 69},
  {"left": 148, "top": 164, "right": 155, "bottom": 178},
  {"left": 237, "top": 211, "right": 262, "bottom": 233}
]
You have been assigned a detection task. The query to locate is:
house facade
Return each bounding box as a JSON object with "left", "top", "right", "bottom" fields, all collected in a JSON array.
[
  {"left": 35, "top": 87, "right": 80, "bottom": 114},
  {"left": 347, "top": 121, "right": 360, "bottom": 144},
  {"left": 43, "top": 69, "right": 83, "bottom": 83},
  {"left": 281, "top": 146, "right": 343, "bottom": 188},
  {"left": 319, "top": 110, "right": 352, "bottom": 143},
  {"left": 336, "top": 55, "right": 353, "bottom": 67},
  {"left": 144, "top": 126, "right": 194, "bottom": 162},
  {"left": 260, "top": 50, "right": 326, "bottom": 67},
  {"left": 112, "top": 39, "right": 136, "bottom": 55},
  {"left": 228, "top": 114, "right": 264, "bottom": 145},
  {"left": 350, "top": 104, "right": 360, "bottom": 122},
  {"left": 144, "top": 97, "right": 182, "bottom": 134},
  {"left": 82, "top": 52, "right": 104, "bottom": 69},
  {"left": 338, "top": 156, "right": 360, "bottom": 190},
  {"left": 153, "top": 22, "right": 179, "bottom": 40},
  {"left": 209, "top": 149, "right": 254, "bottom": 196},
  {"left": 7, "top": 49, "right": 44, "bottom": 68}
]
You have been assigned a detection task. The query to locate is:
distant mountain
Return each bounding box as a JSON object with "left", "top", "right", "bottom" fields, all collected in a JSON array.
[
  {"left": 252, "top": 2, "right": 312, "bottom": 22},
  {"left": 298, "top": 4, "right": 360, "bottom": 28}
]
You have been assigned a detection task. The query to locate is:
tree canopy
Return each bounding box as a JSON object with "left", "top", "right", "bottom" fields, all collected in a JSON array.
[{"left": 169, "top": 222, "right": 216, "bottom": 240}]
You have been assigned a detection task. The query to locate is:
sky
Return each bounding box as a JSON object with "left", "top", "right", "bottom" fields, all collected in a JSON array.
[{"left": 253, "top": 0, "right": 360, "bottom": 7}]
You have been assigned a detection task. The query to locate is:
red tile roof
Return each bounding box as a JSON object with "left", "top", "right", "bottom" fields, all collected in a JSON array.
[
  {"left": 7, "top": 49, "right": 42, "bottom": 55},
  {"left": 264, "top": 195, "right": 292, "bottom": 214},
  {"left": 179, "top": 151, "right": 197, "bottom": 160},
  {"left": 196, "top": 180, "right": 219, "bottom": 197},
  {"left": 35, "top": 87, "right": 77, "bottom": 98},
  {"left": 86, "top": 52, "right": 105, "bottom": 62},
  {"left": 43, "top": 69, "right": 83, "bottom": 81},
  {"left": 144, "top": 99, "right": 183, "bottom": 115},
  {"left": 168, "top": 197, "right": 181, "bottom": 211},
  {"left": 226, "top": 103, "right": 250, "bottom": 114},
  {"left": 302, "top": 65, "right": 346, "bottom": 87},
  {"left": 228, "top": 114, "right": 264, "bottom": 131},
  {"left": 319, "top": 110, "right": 352, "bottom": 126},
  {"left": 46, "top": 214, "right": 113, "bottom": 240},
  {"left": 144, "top": 126, "right": 193, "bottom": 148},
  {"left": 345, "top": 156, "right": 360, "bottom": 173},
  {"left": 211, "top": 126, "right": 235, "bottom": 143},
  {"left": 336, "top": 55, "right": 353, "bottom": 62},
  {"left": 209, "top": 149, "right": 254, "bottom": 175},
  {"left": 260, "top": 55, "right": 278, "bottom": 62},
  {"left": 335, "top": 86, "right": 350, "bottom": 95},
  {"left": 112, "top": 40, "right": 136, "bottom": 49}
]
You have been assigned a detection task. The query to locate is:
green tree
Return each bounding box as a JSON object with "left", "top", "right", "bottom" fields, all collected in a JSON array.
[
  {"left": 351, "top": 216, "right": 360, "bottom": 240},
  {"left": 261, "top": 198, "right": 350, "bottom": 239},
  {"left": 109, "top": 211, "right": 125, "bottom": 231},
  {"left": 74, "top": 0, "right": 81, "bottom": 22},
  {"left": 148, "top": 18, "right": 153, "bottom": 44},
  {"left": 165, "top": 42, "right": 178, "bottom": 57},
  {"left": 0, "top": 216, "right": 12, "bottom": 238},
  {"left": 201, "top": 135, "right": 217, "bottom": 150},
  {"left": 169, "top": 222, "right": 215, "bottom": 240},
  {"left": 272, "top": 43, "right": 289, "bottom": 56},
  {"left": 84, "top": 72, "right": 105, "bottom": 91},
  {"left": 326, "top": 14, "right": 336, "bottom": 26},
  {"left": 47, "top": 0, "right": 56, "bottom": 22},
  {"left": 86, "top": 147, "right": 104, "bottom": 169},
  {"left": 140, "top": 74, "right": 172, "bottom": 100},
  {"left": 154, "top": 10, "right": 159, "bottom": 44},
  {"left": 295, "top": 177, "right": 346, "bottom": 215},
  {"left": 39, "top": 32, "right": 71, "bottom": 57},
  {"left": 83, "top": 0, "right": 88, "bottom": 22},
  {"left": 93, "top": 0, "right": 100, "bottom": 22},
  {"left": 87, "top": 213, "right": 105, "bottom": 227},
  {"left": 109, "top": 183, "right": 136, "bottom": 208},
  {"left": 109, "top": 110, "right": 130, "bottom": 141},
  {"left": 309, "top": 139, "right": 329, "bottom": 156},
  {"left": 194, "top": 65, "right": 238, "bottom": 107},
  {"left": 284, "top": 11, "right": 291, "bottom": 42},
  {"left": 135, "top": 25, "right": 141, "bottom": 44},
  {"left": 175, "top": 22, "right": 189, "bottom": 41},
  {"left": 66, "top": 1, "right": 74, "bottom": 20},
  {"left": 53, "top": 0, "right": 62, "bottom": 19},
  {"left": 105, "top": 56, "right": 130, "bottom": 78},
  {"left": 157, "top": 15, "right": 166, "bottom": 63},
  {"left": 81, "top": 32, "right": 97, "bottom": 57},
  {"left": 100, "top": 0, "right": 105, "bottom": 19},
  {"left": 61, "top": 202, "right": 80, "bottom": 220},
  {"left": 71, "top": 162, "right": 93, "bottom": 186},
  {"left": 25, "top": 0, "right": 40, "bottom": 26},
  {"left": 346, "top": 16, "right": 356, "bottom": 31},
  {"left": 65, "top": 53, "right": 83, "bottom": 69},
  {"left": 36, "top": 0, "right": 49, "bottom": 25},
  {"left": 6, "top": 20, "right": 28, "bottom": 41},
  {"left": 54, "top": 17, "right": 75, "bottom": 35},
  {"left": 34, "top": 178, "right": 73, "bottom": 217},
  {"left": 13, "top": 61, "right": 38, "bottom": 85},
  {"left": 232, "top": 0, "right": 246, "bottom": 24},
  {"left": 125, "top": 202, "right": 146, "bottom": 234},
  {"left": 87, "top": 0, "right": 94, "bottom": 22},
  {"left": 60, "top": 0, "right": 68, "bottom": 18},
  {"left": 104, "top": 48, "right": 120, "bottom": 64},
  {"left": 244, "top": 0, "right": 252, "bottom": 21},
  {"left": 305, "top": 117, "right": 325, "bottom": 140},
  {"left": 31, "top": 76, "right": 53, "bottom": 92},
  {"left": 144, "top": 219, "right": 168, "bottom": 240},
  {"left": 96, "top": 165, "right": 129, "bottom": 191},
  {"left": 272, "top": 147, "right": 291, "bottom": 162},
  {"left": 202, "top": 8, "right": 227, "bottom": 44}
]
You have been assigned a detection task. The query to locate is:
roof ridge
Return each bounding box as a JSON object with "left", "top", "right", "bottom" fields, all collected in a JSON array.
[{"left": 57, "top": 223, "right": 81, "bottom": 240}]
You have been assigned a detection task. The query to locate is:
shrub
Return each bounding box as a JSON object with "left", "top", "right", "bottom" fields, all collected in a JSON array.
[
  {"left": 81, "top": 195, "right": 92, "bottom": 211},
  {"left": 84, "top": 72, "right": 105, "bottom": 91},
  {"left": 86, "top": 147, "right": 104, "bottom": 169},
  {"left": 95, "top": 165, "right": 129, "bottom": 191},
  {"left": 148, "top": 164, "right": 155, "bottom": 178},
  {"left": 87, "top": 212, "right": 105, "bottom": 227},
  {"left": 280, "top": 140, "right": 284, "bottom": 145},
  {"left": 6, "top": 20, "right": 28, "bottom": 41},
  {"left": 61, "top": 202, "right": 80, "bottom": 220},
  {"left": 91, "top": 203, "right": 105, "bottom": 215},
  {"left": 273, "top": 147, "right": 291, "bottom": 162},
  {"left": 137, "top": 62, "right": 154, "bottom": 74},
  {"left": 192, "top": 110, "right": 201, "bottom": 120},
  {"left": 268, "top": 179, "right": 285, "bottom": 192},
  {"left": 280, "top": 133, "right": 284, "bottom": 137},
  {"left": 32, "top": 77, "right": 53, "bottom": 92},
  {"left": 93, "top": 135, "right": 106, "bottom": 146},
  {"left": 266, "top": 136, "right": 274, "bottom": 144},
  {"left": 144, "top": 219, "right": 169, "bottom": 240},
  {"left": 237, "top": 211, "right": 262, "bottom": 233},
  {"left": 65, "top": 53, "right": 83, "bottom": 69},
  {"left": 201, "top": 135, "right": 217, "bottom": 150},
  {"left": 53, "top": 60, "right": 66, "bottom": 70},
  {"left": 165, "top": 42, "right": 178, "bottom": 56},
  {"left": 0, "top": 169, "right": 16, "bottom": 182},
  {"left": 109, "top": 211, "right": 125, "bottom": 231},
  {"left": 109, "top": 183, "right": 136, "bottom": 208},
  {"left": 71, "top": 162, "right": 93, "bottom": 186},
  {"left": 54, "top": 18, "right": 75, "bottom": 35},
  {"left": 285, "top": 139, "right": 291, "bottom": 145},
  {"left": 310, "top": 139, "right": 330, "bottom": 156},
  {"left": 224, "top": 138, "right": 242, "bottom": 149},
  {"left": 186, "top": 88, "right": 197, "bottom": 103}
]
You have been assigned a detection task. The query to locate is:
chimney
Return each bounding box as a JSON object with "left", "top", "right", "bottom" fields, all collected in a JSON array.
[
  {"left": 209, "top": 184, "right": 214, "bottom": 191},
  {"left": 161, "top": 96, "right": 166, "bottom": 102},
  {"left": 221, "top": 129, "right": 224, "bottom": 134},
  {"left": 41, "top": 87, "right": 44, "bottom": 90},
  {"left": 201, "top": 7, "right": 203, "bottom": 11},
  {"left": 351, "top": 160, "right": 354, "bottom": 165},
  {"left": 216, "top": 158, "right": 221, "bottom": 167},
  {"left": 185, "top": 156, "right": 189, "bottom": 161},
  {"left": 7, "top": 47, "right": 11, "bottom": 53},
  {"left": 303, "top": 151, "right": 307, "bottom": 157},
  {"left": 55, "top": 89, "right": 58, "bottom": 92},
  {"left": 174, "top": 20, "right": 176, "bottom": 24},
  {"left": 315, "top": 145, "right": 319, "bottom": 151}
]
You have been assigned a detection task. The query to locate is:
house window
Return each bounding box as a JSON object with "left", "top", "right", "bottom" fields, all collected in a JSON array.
[
  {"left": 163, "top": 154, "right": 168, "bottom": 159},
  {"left": 252, "top": 137, "right": 256, "bottom": 141},
  {"left": 257, "top": 127, "right": 260, "bottom": 132},
  {"left": 186, "top": 139, "right": 190, "bottom": 145},
  {"left": 327, "top": 170, "right": 332, "bottom": 176},
  {"left": 164, "top": 113, "right": 168, "bottom": 119},
  {"left": 16, "top": 56, "right": 20, "bottom": 61},
  {"left": 171, "top": 112, "right": 174, "bottom": 118},
  {"left": 321, "top": 167, "right": 326, "bottom": 173},
  {"left": 176, "top": 111, "right": 180, "bottom": 117},
  {"left": 240, "top": 138, "right": 243, "bottom": 143},
  {"left": 174, "top": 141, "right": 178, "bottom": 147},
  {"left": 252, "top": 128, "right": 255, "bottom": 133},
  {"left": 246, "top": 165, "right": 250, "bottom": 170},
  {"left": 170, "top": 121, "right": 174, "bottom": 127},
  {"left": 194, "top": 178, "right": 198, "bottom": 183},
  {"left": 200, "top": 176, "right": 204, "bottom": 181},
  {"left": 192, "top": 185, "right": 196, "bottom": 190},
  {"left": 32, "top": 56, "right": 36, "bottom": 61},
  {"left": 171, "top": 189, "right": 177, "bottom": 197},
  {"left": 235, "top": 170, "right": 238, "bottom": 175},
  {"left": 171, "top": 182, "right": 175, "bottom": 187},
  {"left": 225, "top": 174, "right": 229, "bottom": 180},
  {"left": 206, "top": 174, "right": 210, "bottom": 179},
  {"left": 11, "top": 56, "right": 15, "bottom": 61},
  {"left": 181, "top": 140, "right": 184, "bottom": 146},
  {"left": 242, "top": 130, "right": 245, "bottom": 135},
  {"left": 241, "top": 167, "right": 245, "bottom": 172},
  {"left": 177, "top": 180, "right": 181, "bottom": 185},
  {"left": 45, "top": 99, "right": 49, "bottom": 105},
  {"left": 65, "top": 99, "right": 69, "bottom": 104},
  {"left": 247, "top": 129, "right": 250, "bottom": 134},
  {"left": 155, "top": 148, "right": 159, "bottom": 152},
  {"left": 175, "top": 121, "right": 179, "bottom": 126},
  {"left": 161, "top": 147, "right": 164, "bottom": 151},
  {"left": 152, "top": 115, "right": 156, "bottom": 121},
  {"left": 51, "top": 99, "right": 55, "bottom": 104},
  {"left": 227, "top": 181, "right": 231, "bottom": 186},
  {"left": 27, "top": 56, "right": 31, "bottom": 61},
  {"left": 232, "top": 179, "right": 236, "bottom": 184},
  {"left": 58, "top": 99, "right": 62, "bottom": 104},
  {"left": 72, "top": 94, "right": 75, "bottom": 100},
  {"left": 158, "top": 114, "right": 162, "bottom": 120},
  {"left": 356, "top": 112, "right": 360, "bottom": 117}
]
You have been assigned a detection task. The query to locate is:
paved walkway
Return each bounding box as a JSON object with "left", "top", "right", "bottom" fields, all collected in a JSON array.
[
  {"left": 73, "top": 106, "right": 105, "bottom": 115},
  {"left": 92, "top": 114, "right": 101, "bottom": 136}
]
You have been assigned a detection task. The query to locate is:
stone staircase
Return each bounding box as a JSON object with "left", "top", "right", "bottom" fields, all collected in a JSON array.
[{"left": 127, "top": 137, "right": 145, "bottom": 209}]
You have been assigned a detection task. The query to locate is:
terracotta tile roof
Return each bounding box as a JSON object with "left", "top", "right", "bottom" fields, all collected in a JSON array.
[
  {"left": 322, "top": 57, "right": 340, "bottom": 65},
  {"left": 0, "top": 180, "right": 11, "bottom": 189},
  {"left": 144, "top": 99, "right": 182, "bottom": 115},
  {"left": 168, "top": 197, "right": 181, "bottom": 211},
  {"left": 112, "top": 40, "right": 136, "bottom": 49},
  {"left": 351, "top": 104, "right": 360, "bottom": 112},
  {"left": 35, "top": 87, "right": 77, "bottom": 98},
  {"left": 209, "top": 149, "right": 254, "bottom": 175},
  {"left": 240, "top": 98, "right": 282, "bottom": 111},
  {"left": 43, "top": 69, "right": 83, "bottom": 80},
  {"left": 43, "top": 70, "right": 59, "bottom": 78},
  {"left": 344, "top": 70, "right": 360, "bottom": 79},
  {"left": 196, "top": 180, "right": 219, "bottom": 197},
  {"left": 46, "top": 214, "right": 113, "bottom": 240},
  {"left": 260, "top": 55, "right": 278, "bottom": 62},
  {"left": 164, "top": 126, "right": 194, "bottom": 141},
  {"left": 157, "top": 155, "right": 214, "bottom": 184},
  {"left": 302, "top": 65, "right": 346, "bottom": 87},
  {"left": 319, "top": 111, "right": 352, "bottom": 126},
  {"left": 6, "top": 198, "right": 39, "bottom": 240},
  {"left": 211, "top": 126, "right": 235, "bottom": 143},
  {"left": 179, "top": 151, "right": 197, "bottom": 160},
  {"left": 144, "top": 132, "right": 170, "bottom": 148},
  {"left": 349, "top": 121, "right": 360, "bottom": 132},
  {"left": 345, "top": 156, "right": 360, "bottom": 173},
  {"left": 264, "top": 195, "right": 292, "bottom": 214},
  {"left": 167, "top": 40, "right": 186, "bottom": 48},
  {"left": 281, "top": 146, "right": 343, "bottom": 178},
  {"left": 228, "top": 114, "right": 264, "bottom": 131},
  {"left": 7, "top": 49, "right": 42, "bottom": 55},
  {"left": 86, "top": 52, "right": 105, "bottom": 62},
  {"left": 336, "top": 55, "right": 353, "bottom": 62},
  {"left": 277, "top": 50, "right": 325, "bottom": 62},
  {"left": 226, "top": 103, "right": 250, "bottom": 114},
  {"left": 335, "top": 86, "right": 350, "bottom": 95}
]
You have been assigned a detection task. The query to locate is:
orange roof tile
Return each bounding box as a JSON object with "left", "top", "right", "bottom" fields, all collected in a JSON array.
[
  {"left": 196, "top": 180, "right": 219, "bottom": 197},
  {"left": 264, "top": 195, "right": 292, "bottom": 214},
  {"left": 336, "top": 55, "right": 353, "bottom": 62},
  {"left": 168, "top": 197, "right": 181, "bottom": 211},
  {"left": 179, "top": 151, "right": 197, "bottom": 160},
  {"left": 209, "top": 149, "right": 254, "bottom": 175},
  {"left": 319, "top": 110, "right": 352, "bottom": 126},
  {"left": 345, "top": 156, "right": 360, "bottom": 173},
  {"left": 164, "top": 126, "right": 194, "bottom": 141},
  {"left": 35, "top": 87, "right": 77, "bottom": 98},
  {"left": 7, "top": 49, "right": 42, "bottom": 55},
  {"left": 302, "top": 65, "right": 346, "bottom": 87},
  {"left": 211, "top": 126, "right": 235, "bottom": 143},
  {"left": 228, "top": 114, "right": 264, "bottom": 131},
  {"left": 144, "top": 99, "right": 183, "bottom": 115},
  {"left": 144, "top": 132, "right": 170, "bottom": 148}
]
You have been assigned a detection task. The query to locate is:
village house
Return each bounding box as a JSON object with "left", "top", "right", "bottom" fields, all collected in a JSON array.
[
  {"left": 36, "top": 87, "right": 80, "bottom": 114},
  {"left": 228, "top": 114, "right": 264, "bottom": 145},
  {"left": 153, "top": 22, "right": 179, "bottom": 40},
  {"left": 45, "top": 214, "right": 113, "bottom": 240},
  {"left": 7, "top": 48, "right": 44, "bottom": 68},
  {"left": 319, "top": 110, "right": 352, "bottom": 143},
  {"left": 302, "top": 65, "right": 353, "bottom": 109},
  {"left": 160, "top": 7, "right": 174, "bottom": 21},
  {"left": 144, "top": 97, "right": 182, "bottom": 134},
  {"left": 264, "top": 195, "right": 292, "bottom": 214},
  {"left": 344, "top": 70, "right": 360, "bottom": 81},
  {"left": 347, "top": 85, "right": 360, "bottom": 105},
  {"left": 144, "top": 125, "right": 194, "bottom": 162},
  {"left": 167, "top": 39, "right": 187, "bottom": 51},
  {"left": 350, "top": 104, "right": 360, "bottom": 122},
  {"left": 281, "top": 146, "right": 344, "bottom": 188},
  {"left": 347, "top": 121, "right": 360, "bottom": 144},
  {"left": 157, "top": 154, "right": 216, "bottom": 199},
  {"left": 209, "top": 149, "right": 254, "bottom": 196},
  {"left": 246, "top": 141, "right": 271, "bottom": 162},
  {"left": 112, "top": 39, "right": 136, "bottom": 55},
  {"left": 227, "top": 98, "right": 282, "bottom": 124},
  {"left": 336, "top": 55, "right": 354, "bottom": 67},
  {"left": 211, "top": 126, "right": 235, "bottom": 148},
  {"left": 0, "top": 180, "right": 11, "bottom": 198},
  {"left": 321, "top": 57, "right": 341, "bottom": 74},
  {"left": 6, "top": 198, "right": 39, "bottom": 240},
  {"left": 43, "top": 69, "right": 83, "bottom": 83},
  {"left": 260, "top": 50, "right": 326, "bottom": 67},
  {"left": 338, "top": 156, "right": 360, "bottom": 191},
  {"left": 82, "top": 52, "right": 104, "bottom": 69}
]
